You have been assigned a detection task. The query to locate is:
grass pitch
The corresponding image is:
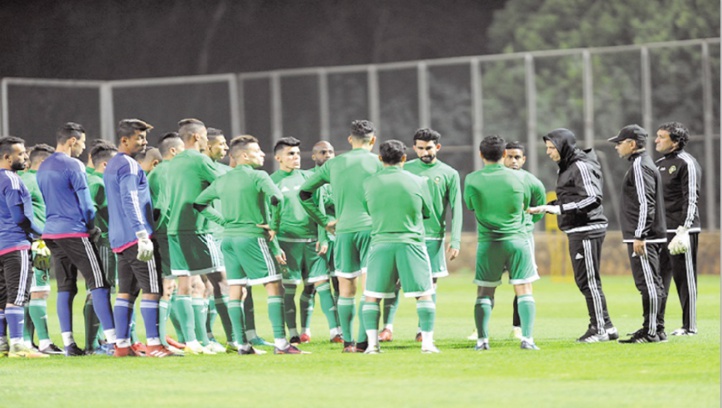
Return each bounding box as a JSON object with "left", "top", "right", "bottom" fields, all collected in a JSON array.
[{"left": 0, "top": 272, "right": 718, "bottom": 407}]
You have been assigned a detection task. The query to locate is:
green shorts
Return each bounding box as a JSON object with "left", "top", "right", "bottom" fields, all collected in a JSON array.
[
  {"left": 154, "top": 232, "right": 173, "bottom": 279},
  {"left": 325, "top": 239, "right": 336, "bottom": 276},
  {"left": 425, "top": 238, "right": 448, "bottom": 278},
  {"left": 221, "top": 236, "right": 281, "bottom": 286},
  {"left": 334, "top": 230, "right": 371, "bottom": 279},
  {"left": 29, "top": 267, "right": 51, "bottom": 293},
  {"left": 364, "top": 242, "right": 434, "bottom": 299},
  {"left": 279, "top": 239, "right": 329, "bottom": 285},
  {"left": 169, "top": 233, "right": 225, "bottom": 276},
  {"left": 474, "top": 238, "right": 539, "bottom": 287}
]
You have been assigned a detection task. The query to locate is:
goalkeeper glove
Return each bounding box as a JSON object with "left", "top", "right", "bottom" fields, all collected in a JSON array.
[
  {"left": 668, "top": 226, "right": 690, "bottom": 255},
  {"left": 136, "top": 231, "right": 154, "bottom": 262},
  {"left": 31, "top": 240, "right": 51, "bottom": 271}
]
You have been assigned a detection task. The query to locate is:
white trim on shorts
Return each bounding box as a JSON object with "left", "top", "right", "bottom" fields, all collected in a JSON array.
[
  {"left": 247, "top": 274, "right": 282, "bottom": 287},
  {"left": 363, "top": 290, "right": 396, "bottom": 299},
  {"left": 473, "top": 279, "right": 503, "bottom": 287},
  {"left": 305, "top": 275, "right": 330, "bottom": 284},
  {"left": 404, "top": 288, "right": 436, "bottom": 298}
]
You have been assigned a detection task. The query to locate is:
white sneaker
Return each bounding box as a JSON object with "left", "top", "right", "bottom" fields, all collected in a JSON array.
[
  {"left": 201, "top": 344, "right": 218, "bottom": 355},
  {"left": 467, "top": 329, "right": 477, "bottom": 341},
  {"left": 183, "top": 340, "right": 205, "bottom": 355},
  {"left": 421, "top": 344, "right": 440, "bottom": 354},
  {"left": 363, "top": 345, "right": 381, "bottom": 355},
  {"left": 511, "top": 326, "right": 523, "bottom": 340},
  {"left": 166, "top": 345, "right": 185, "bottom": 356},
  {"left": 207, "top": 341, "right": 226, "bottom": 353}
]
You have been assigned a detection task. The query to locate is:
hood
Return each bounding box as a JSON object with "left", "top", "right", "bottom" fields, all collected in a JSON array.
[{"left": 543, "top": 128, "right": 583, "bottom": 171}]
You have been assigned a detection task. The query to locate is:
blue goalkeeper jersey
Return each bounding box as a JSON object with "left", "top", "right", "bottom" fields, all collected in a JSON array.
[
  {"left": 104, "top": 152, "right": 154, "bottom": 252},
  {"left": 37, "top": 153, "right": 95, "bottom": 238},
  {"left": 0, "top": 169, "right": 40, "bottom": 254}
]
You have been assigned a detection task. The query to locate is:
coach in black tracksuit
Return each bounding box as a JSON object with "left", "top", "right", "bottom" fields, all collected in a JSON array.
[
  {"left": 654, "top": 122, "right": 701, "bottom": 336},
  {"left": 534, "top": 128, "right": 616, "bottom": 343},
  {"left": 609, "top": 124, "right": 667, "bottom": 343}
]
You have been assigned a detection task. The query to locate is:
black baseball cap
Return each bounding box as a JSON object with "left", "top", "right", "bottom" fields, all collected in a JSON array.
[{"left": 608, "top": 124, "right": 648, "bottom": 144}]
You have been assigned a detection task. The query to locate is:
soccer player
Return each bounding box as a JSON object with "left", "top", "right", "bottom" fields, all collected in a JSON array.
[
  {"left": 654, "top": 122, "right": 701, "bottom": 336},
  {"left": 465, "top": 135, "right": 539, "bottom": 351},
  {"left": 379, "top": 128, "right": 462, "bottom": 342},
  {"left": 104, "top": 119, "right": 175, "bottom": 357},
  {"left": 18, "top": 144, "right": 63, "bottom": 354},
  {"left": 271, "top": 137, "right": 340, "bottom": 344},
  {"left": 0, "top": 136, "right": 47, "bottom": 358},
  {"left": 37, "top": 122, "right": 117, "bottom": 356},
  {"left": 609, "top": 125, "right": 667, "bottom": 343},
  {"left": 300, "top": 120, "right": 382, "bottom": 353},
  {"left": 136, "top": 147, "right": 162, "bottom": 173},
  {"left": 530, "top": 128, "right": 618, "bottom": 343},
  {"left": 195, "top": 135, "right": 305, "bottom": 355},
  {"left": 164, "top": 118, "right": 225, "bottom": 355},
  {"left": 361, "top": 140, "right": 437, "bottom": 354}
]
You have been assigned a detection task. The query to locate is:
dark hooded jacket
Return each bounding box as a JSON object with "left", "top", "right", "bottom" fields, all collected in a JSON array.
[{"left": 544, "top": 129, "right": 608, "bottom": 237}]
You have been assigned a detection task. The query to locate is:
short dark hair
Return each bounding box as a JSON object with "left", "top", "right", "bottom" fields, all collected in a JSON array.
[
  {"left": 657, "top": 121, "right": 689, "bottom": 150},
  {"left": 136, "top": 147, "right": 161, "bottom": 163},
  {"left": 56, "top": 122, "right": 85, "bottom": 144},
  {"left": 274, "top": 137, "right": 301, "bottom": 154},
  {"left": 480, "top": 135, "right": 506, "bottom": 162},
  {"left": 178, "top": 118, "right": 206, "bottom": 143},
  {"left": 379, "top": 140, "right": 406, "bottom": 165},
  {"left": 505, "top": 141, "right": 525, "bottom": 154},
  {"left": 413, "top": 128, "right": 440, "bottom": 144},
  {"left": 28, "top": 143, "right": 55, "bottom": 165},
  {"left": 158, "top": 132, "right": 182, "bottom": 157},
  {"left": 207, "top": 127, "right": 224, "bottom": 142},
  {"left": 0, "top": 136, "right": 25, "bottom": 158},
  {"left": 350, "top": 120, "right": 375, "bottom": 141},
  {"left": 90, "top": 143, "right": 118, "bottom": 167},
  {"left": 229, "top": 135, "right": 259, "bottom": 156},
  {"left": 117, "top": 119, "right": 153, "bottom": 139}
]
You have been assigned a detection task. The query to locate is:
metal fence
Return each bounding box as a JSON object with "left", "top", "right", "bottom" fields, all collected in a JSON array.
[{"left": 2, "top": 38, "right": 719, "bottom": 231}]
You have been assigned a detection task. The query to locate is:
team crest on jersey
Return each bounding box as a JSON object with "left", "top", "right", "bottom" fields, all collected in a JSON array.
[
  {"left": 434, "top": 176, "right": 441, "bottom": 184},
  {"left": 668, "top": 165, "right": 677, "bottom": 174}
]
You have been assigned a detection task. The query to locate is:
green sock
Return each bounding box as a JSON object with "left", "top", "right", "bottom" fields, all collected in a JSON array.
[
  {"left": 214, "top": 296, "right": 234, "bottom": 344},
  {"left": 267, "top": 296, "right": 286, "bottom": 339},
  {"left": 417, "top": 290, "right": 438, "bottom": 331},
  {"left": 175, "top": 295, "right": 196, "bottom": 342},
  {"left": 356, "top": 300, "right": 367, "bottom": 343},
  {"left": 316, "top": 282, "right": 339, "bottom": 329},
  {"left": 474, "top": 297, "right": 493, "bottom": 339},
  {"left": 228, "top": 299, "right": 246, "bottom": 345},
  {"left": 283, "top": 285, "right": 297, "bottom": 334},
  {"left": 84, "top": 295, "right": 100, "bottom": 349},
  {"left": 337, "top": 297, "right": 355, "bottom": 343},
  {"left": 416, "top": 300, "right": 436, "bottom": 332},
  {"left": 383, "top": 292, "right": 400, "bottom": 326},
  {"left": 192, "top": 297, "right": 210, "bottom": 345},
  {"left": 206, "top": 296, "right": 217, "bottom": 339},
  {"left": 299, "top": 292, "right": 314, "bottom": 331},
  {"left": 23, "top": 303, "right": 34, "bottom": 342},
  {"left": 517, "top": 294, "right": 536, "bottom": 338},
  {"left": 29, "top": 299, "right": 50, "bottom": 341},
  {"left": 243, "top": 288, "right": 256, "bottom": 332},
  {"left": 362, "top": 301, "right": 380, "bottom": 339},
  {"left": 159, "top": 299, "right": 170, "bottom": 346}
]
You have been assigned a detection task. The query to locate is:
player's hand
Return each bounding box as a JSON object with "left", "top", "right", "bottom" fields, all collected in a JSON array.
[
  {"left": 446, "top": 246, "right": 459, "bottom": 261},
  {"left": 31, "top": 239, "right": 51, "bottom": 271},
  {"left": 668, "top": 226, "right": 690, "bottom": 255},
  {"left": 136, "top": 231, "right": 154, "bottom": 262},
  {"left": 275, "top": 250, "right": 287, "bottom": 265},
  {"left": 325, "top": 220, "right": 337, "bottom": 235},
  {"left": 632, "top": 239, "right": 647, "bottom": 258},
  {"left": 88, "top": 227, "right": 102, "bottom": 243},
  {"left": 256, "top": 224, "right": 276, "bottom": 241},
  {"left": 527, "top": 205, "right": 560, "bottom": 215},
  {"left": 316, "top": 242, "right": 328, "bottom": 256}
]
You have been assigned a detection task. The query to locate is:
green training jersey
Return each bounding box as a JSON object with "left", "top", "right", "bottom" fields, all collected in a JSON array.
[
  {"left": 271, "top": 168, "right": 327, "bottom": 243},
  {"left": 195, "top": 164, "right": 283, "bottom": 241},
  {"left": 463, "top": 162, "right": 528, "bottom": 241},
  {"left": 87, "top": 168, "right": 109, "bottom": 237},
  {"left": 300, "top": 148, "right": 382, "bottom": 233},
  {"left": 362, "top": 166, "right": 432, "bottom": 244},
  {"left": 404, "top": 159, "right": 462, "bottom": 249},
  {"left": 165, "top": 149, "right": 223, "bottom": 234},
  {"left": 19, "top": 170, "right": 46, "bottom": 230},
  {"left": 518, "top": 169, "right": 546, "bottom": 235},
  {"left": 147, "top": 160, "right": 170, "bottom": 233},
  {"left": 199, "top": 160, "right": 231, "bottom": 237}
]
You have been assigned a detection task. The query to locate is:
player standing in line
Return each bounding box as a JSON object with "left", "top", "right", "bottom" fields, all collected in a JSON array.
[
  {"left": 104, "top": 119, "right": 176, "bottom": 357},
  {"left": 195, "top": 135, "right": 306, "bottom": 355},
  {"left": 136, "top": 147, "right": 162, "bottom": 173},
  {"left": 37, "top": 122, "right": 117, "bottom": 356},
  {"left": 465, "top": 135, "right": 540, "bottom": 351},
  {"left": 530, "top": 128, "right": 618, "bottom": 343},
  {"left": 654, "top": 122, "right": 701, "bottom": 336},
  {"left": 378, "top": 128, "right": 462, "bottom": 343},
  {"left": 609, "top": 125, "right": 667, "bottom": 343},
  {"left": 0, "top": 136, "right": 47, "bottom": 358},
  {"left": 19, "top": 144, "right": 63, "bottom": 354},
  {"left": 165, "top": 118, "right": 224, "bottom": 355},
  {"left": 360, "top": 140, "right": 438, "bottom": 354},
  {"left": 300, "top": 120, "right": 382, "bottom": 353},
  {"left": 271, "top": 137, "right": 340, "bottom": 344},
  {"left": 147, "top": 132, "right": 186, "bottom": 353},
  {"left": 199, "top": 127, "right": 233, "bottom": 352}
]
